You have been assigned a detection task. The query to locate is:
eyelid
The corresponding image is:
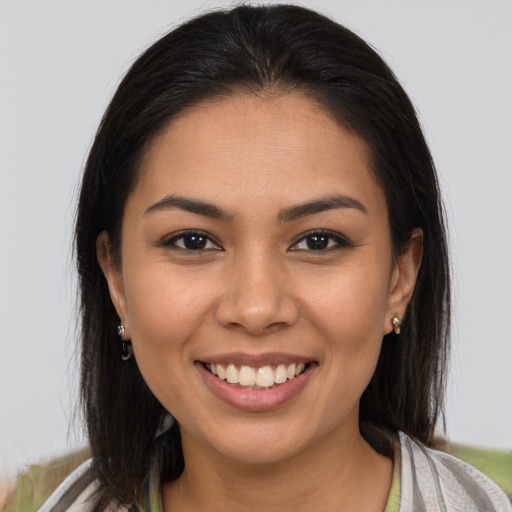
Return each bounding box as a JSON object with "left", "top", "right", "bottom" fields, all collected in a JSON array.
[
  {"left": 159, "top": 229, "right": 223, "bottom": 251},
  {"left": 158, "top": 229, "right": 352, "bottom": 252},
  {"left": 288, "top": 229, "right": 354, "bottom": 251}
]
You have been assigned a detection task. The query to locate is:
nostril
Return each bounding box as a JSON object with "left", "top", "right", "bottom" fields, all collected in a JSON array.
[
  {"left": 224, "top": 320, "right": 289, "bottom": 336},
  {"left": 216, "top": 297, "right": 299, "bottom": 334},
  {"left": 263, "top": 321, "right": 291, "bottom": 334}
]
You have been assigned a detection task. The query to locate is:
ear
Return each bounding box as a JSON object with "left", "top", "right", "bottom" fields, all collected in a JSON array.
[
  {"left": 96, "top": 231, "right": 130, "bottom": 336},
  {"left": 384, "top": 228, "right": 423, "bottom": 334}
]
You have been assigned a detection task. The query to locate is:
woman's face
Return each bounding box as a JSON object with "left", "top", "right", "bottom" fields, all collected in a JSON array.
[{"left": 99, "top": 92, "right": 420, "bottom": 465}]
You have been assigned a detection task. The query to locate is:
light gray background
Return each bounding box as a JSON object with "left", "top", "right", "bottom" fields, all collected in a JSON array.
[{"left": 1, "top": 0, "right": 511, "bottom": 477}]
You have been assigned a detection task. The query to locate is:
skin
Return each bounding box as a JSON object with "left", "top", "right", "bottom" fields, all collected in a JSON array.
[{"left": 98, "top": 92, "right": 422, "bottom": 511}]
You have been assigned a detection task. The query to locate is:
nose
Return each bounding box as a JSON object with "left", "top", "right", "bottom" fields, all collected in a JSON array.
[{"left": 215, "top": 251, "right": 299, "bottom": 336}]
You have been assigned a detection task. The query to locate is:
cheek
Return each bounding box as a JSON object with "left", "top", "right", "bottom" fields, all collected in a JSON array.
[
  {"left": 302, "top": 261, "right": 390, "bottom": 338},
  {"left": 122, "top": 266, "right": 221, "bottom": 419},
  {"left": 298, "top": 260, "right": 390, "bottom": 384},
  {"left": 123, "top": 264, "right": 218, "bottom": 361}
]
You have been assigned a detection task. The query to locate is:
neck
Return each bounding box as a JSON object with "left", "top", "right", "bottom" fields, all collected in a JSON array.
[{"left": 163, "top": 424, "right": 393, "bottom": 512}]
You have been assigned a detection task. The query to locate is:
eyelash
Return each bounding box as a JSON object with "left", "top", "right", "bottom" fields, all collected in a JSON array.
[
  {"left": 161, "top": 230, "right": 222, "bottom": 252},
  {"left": 160, "top": 229, "right": 354, "bottom": 253},
  {"left": 289, "top": 230, "right": 354, "bottom": 252}
]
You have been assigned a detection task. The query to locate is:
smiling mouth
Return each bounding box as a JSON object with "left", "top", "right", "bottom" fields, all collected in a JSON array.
[{"left": 203, "top": 362, "right": 311, "bottom": 390}]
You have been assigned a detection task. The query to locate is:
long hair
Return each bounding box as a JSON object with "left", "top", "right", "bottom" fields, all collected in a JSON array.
[{"left": 75, "top": 5, "right": 450, "bottom": 508}]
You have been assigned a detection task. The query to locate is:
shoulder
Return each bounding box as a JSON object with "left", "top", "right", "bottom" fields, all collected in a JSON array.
[
  {"left": 36, "top": 459, "right": 99, "bottom": 512},
  {"left": 3, "top": 449, "right": 99, "bottom": 512},
  {"left": 398, "top": 431, "right": 512, "bottom": 512}
]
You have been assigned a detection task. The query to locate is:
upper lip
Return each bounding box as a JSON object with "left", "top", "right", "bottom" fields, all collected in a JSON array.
[{"left": 197, "top": 352, "right": 316, "bottom": 367}]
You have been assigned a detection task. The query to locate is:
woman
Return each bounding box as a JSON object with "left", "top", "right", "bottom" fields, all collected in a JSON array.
[{"left": 38, "top": 5, "right": 511, "bottom": 512}]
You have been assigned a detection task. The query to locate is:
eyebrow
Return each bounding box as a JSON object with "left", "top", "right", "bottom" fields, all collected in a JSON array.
[
  {"left": 278, "top": 195, "right": 367, "bottom": 222},
  {"left": 144, "top": 193, "right": 367, "bottom": 221},
  {"left": 144, "top": 195, "right": 234, "bottom": 220}
]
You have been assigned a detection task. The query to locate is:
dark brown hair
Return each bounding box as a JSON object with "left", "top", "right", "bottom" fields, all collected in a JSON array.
[{"left": 75, "top": 5, "right": 450, "bottom": 509}]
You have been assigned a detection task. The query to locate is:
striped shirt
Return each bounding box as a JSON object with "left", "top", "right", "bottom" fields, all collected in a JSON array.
[{"left": 38, "top": 432, "right": 512, "bottom": 512}]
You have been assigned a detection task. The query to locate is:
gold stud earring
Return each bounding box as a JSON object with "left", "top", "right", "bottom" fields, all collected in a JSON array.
[{"left": 392, "top": 316, "right": 402, "bottom": 335}]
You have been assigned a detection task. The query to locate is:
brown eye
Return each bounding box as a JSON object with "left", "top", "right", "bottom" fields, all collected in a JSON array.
[
  {"left": 291, "top": 230, "right": 353, "bottom": 251},
  {"left": 305, "top": 234, "right": 330, "bottom": 250},
  {"left": 182, "top": 233, "right": 208, "bottom": 250},
  {"left": 164, "top": 231, "right": 221, "bottom": 251}
]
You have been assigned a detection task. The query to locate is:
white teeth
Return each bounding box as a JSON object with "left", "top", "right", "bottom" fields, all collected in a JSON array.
[
  {"left": 256, "top": 366, "right": 275, "bottom": 387},
  {"left": 239, "top": 365, "right": 256, "bottom": 386},
  {"left": 217, "top": 365, "right": 226, "bottom": 380},
  {"left": 207, "top": 361, "right": 308, "bottom": 388},
  {"left": 226, "top": 364, "right": 239, "bottom": 384},
  {"left": 275, "top": 364, "right": 287, "bottom": 384}
]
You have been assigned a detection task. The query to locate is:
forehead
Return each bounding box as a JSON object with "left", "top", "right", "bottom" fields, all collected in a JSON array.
[{"left": 133, "top": 92, "right": 386, "bottom": 218}]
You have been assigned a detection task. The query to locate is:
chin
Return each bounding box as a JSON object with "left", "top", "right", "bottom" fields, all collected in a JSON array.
[
  {"left": 181, "top": 416, "right": 315, "bottom": 467},
  {"left": 219, "top": 434, "right": 308, "bottom": 466}
]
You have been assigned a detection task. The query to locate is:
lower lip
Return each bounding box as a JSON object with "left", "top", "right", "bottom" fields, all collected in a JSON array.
[{"left": 197, "top": 362, "right": 316, "bottom": 411}]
